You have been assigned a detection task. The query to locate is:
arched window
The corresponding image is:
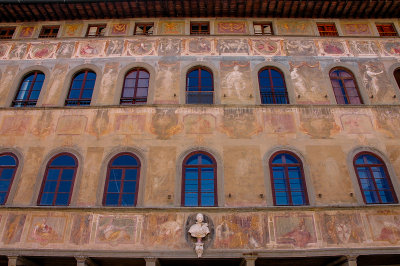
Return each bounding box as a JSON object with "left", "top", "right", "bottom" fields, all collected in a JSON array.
[
  {"left": 65, "top": 70, "right": 96, "bottom": 106},
  {"left": 0, "top": 153, "right": 18, "bottom": 205},
  {"left": 103, "top": 153, "right": 141, "bottom": 206},
  {"left": 354, "top": 152, "right": 398, "bottom": 204},
  {"left": 13, "top": 71, "right": 45, "bottom": 107},
  {"left": 270, "top": 152, "right": 308, "bottom": 206},
  {"left": 329, "top": 68, "right": 363, "bottom": 104},
  {"left": 258, "top": 67, "right": 289, "bottom": 104},
  {"left": 186, "top": 67, "right": 213, "bottom": 104},
  {"left": 394, "top": 68, "right": 400, "bottom": 90},
  {"left": 121, "top": 68, "right": 149, "bottom": 105},
  {"left": 38, "top": 153, "right": 78, "bottom": 206},
  {"left": 182, "top": 152, "right": 217, "bottom": 206}
]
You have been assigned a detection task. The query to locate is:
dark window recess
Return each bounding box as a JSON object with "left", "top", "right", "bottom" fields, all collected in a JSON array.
[
  {"left": 120, "top": 68, "right": 149, "bottom": 105},
  {"left": 258, "top": 67, "right": 289, "bottom": 104},
  {"left": 103, "top": 153, "right": 141, "bottom": 207},
  {"left": 376, "top": 24, "right": 398, "bottom": 37},
  {"left": 186, "top": 67, "right": 213, "bottom": 104},
  {"left": 270, "top": 152, "right": 309, "bottom": 206},
  {"left": 190, "top": 22, "right": 210, "bottom": 35},
  {"left": 65, "top": 70, "right": 96, "bottom": 106},
  {"left": 394, "top": 68, "right": 400, "bottom": 90},
  {"left": 38, "top": 153, "right": 78, "bottom": 206},
  {"left": 354, "top": 152, "right": 398, "bottom": 204},
  {"left": 134, "top": 23, "right": 154, "bottom": 35},
  {"left": 182, "top": 152, "right": 217, "bottom": 207},
  {"left": 317, "top": 23, "right": 339, "bottom": 37},
  {"left": 0, "top": 153, "right": 18, "bottom": 205},
  {"left": 0, "top": 27, "right": 15, "bottom": 39},
  {"left": 253, "top": 23, "right": 273, "bottom": 35},
  {"left": 329, "top": 68, "right": 363, "bottom": 105},
  {"left": 86, "top": 24, "right": 106, "bottom": 37},
  {"left": 13, "top": 71, "right": 45, "bottom": 107},
  {"left": 39, "top": 26, "right": 59, "bottom": 38}
]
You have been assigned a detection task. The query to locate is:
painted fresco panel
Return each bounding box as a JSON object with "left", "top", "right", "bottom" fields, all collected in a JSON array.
[
  {"left": 217, "top": 39, "right": 249, "bottom": 55},
  {"left": 150, "top": 109, "right": 182, "bottom": 139},
  {"left": 216, "top": 22, "right": 247, "bottom": 34},
  {"left": 341, "top": 23, "right": 372, "bottom": 36},
  {"left": 184, "top": 114, "right": 216, "bottom": 134},
  {"left": 62, "top": 23, "right": 83, "bottom": 37},
  {"left": 143, "top": 213, "right": 185, "bottom": 248},
  {"left": 285, "top": 40, "right": 317, "bottom": 56},
  {"left": 220, "top": 61, "right": 253, "bottom": 104},
  {"left": 185, "top": 38, "right": 213, "bottom": 54},
  {"left": 56, "top": 115, "right": 87, "bottom": 135},
  {"left": 276, "top": 21, "right": 314, "bottom": 35},
  {"left": 366, "top": 212, "right": 400, "bottom": 244},
  {"left": 381, "top": 41, "right": 400, "bottom": 56},
  {"left": 349, "top": 40, "right": 380, "bottom": 56},
  {"left": 2, "top": 213, "right": 25, "bottom": 245},
  {"left": 75, "top": 40, "right": 107, "bottom": 58},
  {"left": 299, "top": 108, "right": 340, "bottom": 139},
  {"left": 0, "top": 115, "right": 32, "bottom": 136},
  {"left": 154, "top": 61, "right": 180, "bottom": 104},
  {"left": 19, "top": 26, "right": 35, "bottom": 38},
  {"left": 263, "top": 112, "right": 296, "bottom": 134},
  {"left": 106, "top": 40, "right": 124, "bottom": 56},
  {"left": 114, "top": 114, "right": 146, "bottom": 135},
  {"left": 110, "top": 23, "right": 128, "bottom": 36},
  {"left": 28, "top": 42, "right": 58, "bottom": 59},
  {"left": 318, "top": 40, "right": 348, "bottom": 56},
  {"left": 125, "top": 39, "right": 155, "bottom": 56},
  {"left": 159, "top": 21, "right": 185, "bottom": 35},
  {"left": 340, "top": 114, "right": 373, "bottom": 134},
  {"left": 27, "top": 215, "right": 68, "bottom": 246},
  {"left": 251, "top": 39, "right": 282, "bottom": 56},
  {"left": 219, "top": 108, "right": 262, "bottom": 138},
  {"left": 69, "top": 214, "right": 92, "bottom": 245}
]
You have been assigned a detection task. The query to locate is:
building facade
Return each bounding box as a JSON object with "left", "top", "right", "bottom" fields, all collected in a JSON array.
[{"left": 0, "top": 0, "right": 400, "bottom": 265}]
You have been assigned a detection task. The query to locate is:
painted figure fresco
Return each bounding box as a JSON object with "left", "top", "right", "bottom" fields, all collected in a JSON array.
[
  {"left": 106, "top": 40, "right": 124, "bottom": 56},
  {"left": 289, "top": 62, "right": 328, "bottom": 103},
  {"left": 154, "top": 61, "right": 180, "bottom": 104},
  {"left": 56, "top": 42, "right": 75, "bottom": 59},
  {"left": 251, "top": 39, "right": 281, "bottom": 56},
  {"left": 8, "top": 43, "right": 28, "bottom": 60},
  {"left": 220, "top": 61, "right": 253, "bottom": 103},
  {"left": 28, "top": 43, "right": 58, "bottom": 59},
  {"left": 28, "top": 216, "right": 67, "bottom": 245},
  {"left": 214, "top": 214, "right": 264, "bottom": 249},
  {"left": 359, "top": 62, "right": 396, "bottom": 103},
  {"left": 76, "top": 41, "right": 106, "bottom": 58},
  {"left": 217, "top": 39, "right": 249, "bottom": 54},
  {"left": 321, "top": 213, "right": 365, "bottom": 245},
  {"left": 382, "top": 41, "right": 400, "bottom": 56},
  {"left": 96, "top": 215, "right": 144, "bottom": 245},
  {"left": 0, "top": 43, "right": 11, "bottom": 59},
  {"left": 277, "top": 21, "right": 313, "bottom": 35},
  {"left": 159, "top": 21, "right": 185, "bottom": 35},
  {"left": 342, "top": 23, "right": 371, "bottom": 35},
  {"left": 217, "top": 22, "right": 247, "bottom": 34},
  {"left": 285, "top": 40, "right": 316, "bottom": 56},
  {"left": 111, "top": 23, "right": 128, "bottom": 35},
  {"left": 158, "top": 38, "right": 182, "bottom": 56},
  {"left": 150, "top": 109, "right": 182, "bottom": 139},
  {"left": 70, "top": 214, "right": 92, "bottom": 245},
  {"left": 62, "top": 24, "right": 83, "bottom": 37},
  {"left": 186, "top": 38, "right": 212, "bottom": 54},
  {"left": 144, "top": 213, "right": 185, "bottom": 248},
  {"left": 367, "top": 213, "right": 400, "bottom": 244},
  {"left": 2, "top": 214, "right": 26, "bottom": 245},
  {"left": 319, "top": 40, "right": 347, "bottom": 56},
  {"left": 275, "top": 215, "right": 317, "bottom": 248},
  {"left": 125, "top": 40, "right": 155, "bottom": 56},
  {"left": 349, "top": 40, "right": 380, "bottom": 56},
  {"left": 220, "top": 108, "right": 262, "bottom": 138},
  {"left": 299, "top": 108, "right": 340, "bottom": 139},
  {"left": 19, "top": 26, "right": 35, "bottom": 38}
]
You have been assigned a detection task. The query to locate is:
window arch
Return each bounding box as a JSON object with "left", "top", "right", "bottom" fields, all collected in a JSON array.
[
  {"left": 182, "top": 151, "right": 217, "bottom": 206},
  {"left": 269, "top": 151, "right": 309, "bottom": 206},
  {"left": 394, "top": 68, "right": 400, "bottom": 90},
  {"left": 0, "top": 153, "right": 18, "bottom": 205},
  {"left": 329, "top": 68, "right": 363, "bottom": 104},
  {"left": 38, "top": 153, "right": 78, "bottom": 206},
  {"left": 103, "top": 153, "right": 141, "bottom": 206},
  {"left": 353, "top": 152, "right": 398, "bottom": 204},
  {"left": 65, "top": 70, "right": 96, "bottom": 106},
  {"left": 120, "top": 68, "right": 149, "bottom": 105},
  {"left": 13, "top": 71, "right": 45, "bottom": 107},
  {"left": 186, "top": 67, "right": 213, "bottom": 104},
  {"left": 258, "top": 67, "right": 289, "bottom": 104}
]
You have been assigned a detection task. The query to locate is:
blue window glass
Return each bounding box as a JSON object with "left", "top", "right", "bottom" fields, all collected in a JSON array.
[
  {"left": 0, "top": 154, "right": 18, "bottom": 205},
  {"left": 103, "top": 153, "right": 140, "bottom": 207},
  {"left": 330, "top": 68, "right": 362, "bottom": 104},
  {"left": 38, "top": 153, "right": 77, "bottom": 206},
  {"left": 354, "top": 153, "right": 398, "bottom": 204},
  {"left": 13, "top": 71, "right": 45, "bottom": 107},
  {"left": 66, "top": 70, "right": 96, "bottom": 106},
  {"left": 270, "top": 152, "right": 308, "bottom": 206},
  {"left": 182, "top": 152, "right": 217, "bottom": 207},
  {"left": 258, "top": 67, "right": 288, "bottom": 104},
  {"left": 186, "top": 67, "right": 213, "bottom": 104},
  {"left": 121, "top": 69, "right": 149, "bottom": 105}
]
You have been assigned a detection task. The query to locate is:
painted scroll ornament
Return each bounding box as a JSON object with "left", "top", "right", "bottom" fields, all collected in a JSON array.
[{"left": 188, "top": 213, "right": 210, "bottom": 257}]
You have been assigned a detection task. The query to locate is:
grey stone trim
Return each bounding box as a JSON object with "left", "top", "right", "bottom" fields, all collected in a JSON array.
[
  {"left": 58, "top": 64, "right": 103, "bottom": 107},
  {"left": 4, "top": 65, "right": 51, "bottom": 108},
  {"left": 262, "top": 146, "right": 316, "bottom": 207},
  {"left": 346, "top": 146, "right": 400, "bottom": 206},
  {"left": 179, "top": 61, "right": 221, "bottom": 104},
  {"left": 95, "top": 146, "right": 148, "bottom": 207},
  {"left": 322, "top": 62, "right": 370, "bottom": 105},
  {"left": 252, "top": 61, "right": 296, "bottom": 105},
  {"left": 113, "top": 62, "right": 157, "bottom": 105},
  {"left": 30, "top": 146, "right": 84, "bottom": 206},
  {"left": 175, "top": 146, "right": 224, "bottom": 207},
  {"left": 0, "top": 147, "right": 24, "bottom": 206}
]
